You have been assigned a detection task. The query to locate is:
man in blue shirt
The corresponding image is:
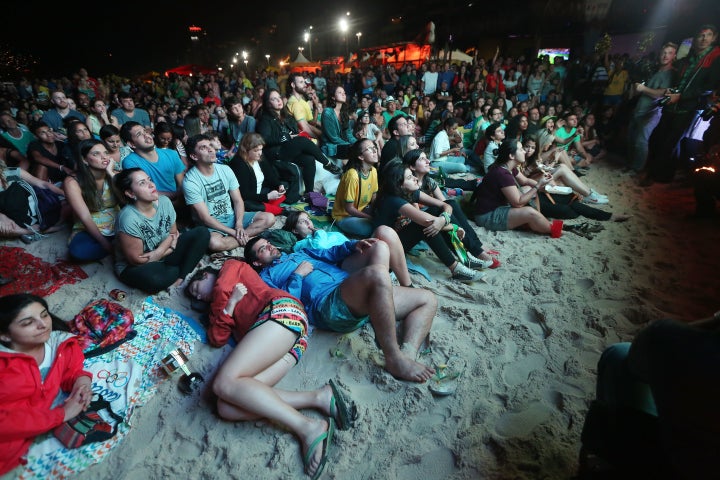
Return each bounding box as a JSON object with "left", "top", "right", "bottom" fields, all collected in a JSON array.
[{"left": 245, "top": 236, "right": 437, "bottom": 383}]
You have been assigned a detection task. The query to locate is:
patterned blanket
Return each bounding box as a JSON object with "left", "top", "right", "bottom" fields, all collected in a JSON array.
[
  {"left": 18, "top": 297, "right": 201, "bottom": 480},
  {"left": 0, "top": 246, "right": 88, "bottom": 297}
]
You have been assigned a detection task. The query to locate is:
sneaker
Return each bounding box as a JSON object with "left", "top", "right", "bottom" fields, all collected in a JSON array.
[
  {"left": 20, "top": 227, "right": 46, "bottom": 244},
  {"left": 323, "top": 162, "right": 342, "bottom": 175},
  {"left": 451, "top": 263, "right": 485, "bottom": 282},
  {"left": 582, "top": 190, "right": 609, "bottom": 204},
  {"left": 466, "top": 253, "right": 494, "bottom": 270}
]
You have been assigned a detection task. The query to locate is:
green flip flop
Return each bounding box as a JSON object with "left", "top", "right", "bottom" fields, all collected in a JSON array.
[
  {"left": 304, "top": 418, "right": 335, "bottom": 480},
  {"left": 329, "top": 379, "right": 358, "bottom": 430}
]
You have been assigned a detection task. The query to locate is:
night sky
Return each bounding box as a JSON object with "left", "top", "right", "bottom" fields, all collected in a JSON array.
[{"left": 2, "top": 0, "right": 719, "bottom": 78}]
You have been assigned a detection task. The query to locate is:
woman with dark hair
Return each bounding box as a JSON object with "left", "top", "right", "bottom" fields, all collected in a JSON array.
[
  {"left": 505, "top": 114, "right": 530, "bottom": 143},
  {"left": 256, "top": 89, "right": 341, "bottom": 196},
  {"left": 63, "top": 139, "right": 120, "bottom": 261},
  {"left": 320, "top": 85, "right": 356, "bottom": 160},
  {"left": 330, "top": 139, "right": 379, "bottom": 237},
  {"left": 0, "top": 293, "right": 93, "bottom": 476},
  {"left": 154, "top": 121, "right": 188, "bottom": 168},
  {"left": 99, "top": 124, "right": 132, "bottom": 168},
  {"left": 113, "top": 167, "right": 210, "bottom": 293},
  {"left": 230, "top": 132, "right": 294, "bottom": 212},
  {"left": 371, "top": 162, "right": 486, "bottom": 282},
  {"left": 472, "top": 138, "right": 563, "bottom": 237}
]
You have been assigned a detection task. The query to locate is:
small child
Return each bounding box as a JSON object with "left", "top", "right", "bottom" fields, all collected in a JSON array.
[{"left": 205, "top": 131, "right": 229, "bottom": 164}]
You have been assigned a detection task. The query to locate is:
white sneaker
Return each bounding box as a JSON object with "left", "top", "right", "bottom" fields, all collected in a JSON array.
[
  {"left": 583, "top": 190, "right": 609, "bottom": 204},
  {"left": 451, "top": 263, "right": 486, "bottom": 282},
  {"left": 466, "top": 253, "right": 494, "bottom": 270}
]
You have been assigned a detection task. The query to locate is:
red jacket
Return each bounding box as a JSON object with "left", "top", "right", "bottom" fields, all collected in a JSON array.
[
  {"left": 208, "top": 260, "right": 300, "bottom": 347},
  {"left": 0, "top": 332, "right": 92, "bottom": 474}
]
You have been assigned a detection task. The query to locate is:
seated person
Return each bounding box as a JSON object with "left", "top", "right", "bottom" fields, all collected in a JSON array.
[
  {"left": 472, "top": 138, "right": 563, "bottom": 237},
  {"left": 184, "top": 259, "right": 357, "bottom": 479},
  {"left": 580, "top": 310, "right": 720, "bottom": 479},
  {"left": 371, "top": 162, "right": 487, "bottom": 283},
  {"left": 183, "top": 134, "right": 275, "bottom": 252},
  {"left": 230, "top": 133, "right": 290, "bottom": 214},
  {"left": 482, "top": 122, "right": 505, "bottom": 174},
  {"left": 0, "top": 294, "right": 93, "bottom": 476},
  {"left": 244, "top": 235, "right": 436, "bottom": 382},
  {"left": 26, "top": 120, "right": 74, "bottom": 183},
  {"left": 114, "top": 168, "right": 210, "bottom": 293},
  {"left": 120, "top": 121, "right": 185, "bottom": 208},
  {"left": 320, "top": 85, "right": 356, "bottom": 160},
  {"left": 63, "top": 139, "right": 121, "bottom": 261},
  {"left": 429, "top": 117, "right": 471, "bottom": 174},
  {"left": 331, "top": 139, "right": 379, "bottom": 238}
]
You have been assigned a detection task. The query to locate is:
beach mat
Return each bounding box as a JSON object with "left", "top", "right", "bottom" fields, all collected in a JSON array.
[
  {"left": 18, "top": 296, "right": 201, "bottom": 480},
  {"left": 0, "top": 246, "right": 88, "bottom": 297}
]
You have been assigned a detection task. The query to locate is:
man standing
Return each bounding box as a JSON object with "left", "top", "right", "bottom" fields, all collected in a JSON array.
[
  {"left": 643, "top": 25, "right": 720, "bottom": 185},
  {"left": 627, "top": 42, "right": 678, "bottom": 173},
  {"left": 420, "top": 62, "right": 440, "bottom": 97},
  {"left": 286, "top": 73, "right": 322, "bottom": 139},
  {"left": 245, "top": 236, "right": 437, "bottom": 383},
  {"left": 183, "top": 134, "right": 275, "bottom": 252}
]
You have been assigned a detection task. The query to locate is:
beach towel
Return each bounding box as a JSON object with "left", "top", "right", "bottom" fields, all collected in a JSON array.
[
  {"left": 18, "top": 296, "right": 201, "bottom": 480},
  {"left": 0, "top": 246, "right": 88, "bottom": 297}
]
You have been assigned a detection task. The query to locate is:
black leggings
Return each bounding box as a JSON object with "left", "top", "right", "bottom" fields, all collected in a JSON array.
[
  {"left": 538, "top": 194, "right": 612, "bottom": 221},
  {"left": 397, "top": 223, "right": 456, "bottom": 268},
  {"left": 119, "top": 226, "right": 210, "bottom": 293},
  {"left": 427, "top": 201, "right": 484, "bottom": 256},
  {"left": 279, "top": 136, "right": 327, "bottom": 192}
]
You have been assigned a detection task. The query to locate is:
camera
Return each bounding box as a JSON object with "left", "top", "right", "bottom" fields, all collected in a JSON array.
[{"left": 659, "top": 88, "right": 680, "bottom": 106}]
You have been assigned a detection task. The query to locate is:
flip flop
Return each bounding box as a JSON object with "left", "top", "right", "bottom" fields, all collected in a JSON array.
[
  {"left": 329, "top": 379, "right": 358, "bottom": 431},
  {"left": 304, "top": 418, "right": 335, "bottom": 480},
  {"left": 428, "top": 357, "right": 466, "bottom": 397}
]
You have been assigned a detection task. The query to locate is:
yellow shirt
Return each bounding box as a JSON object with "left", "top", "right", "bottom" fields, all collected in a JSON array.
[{"left": 331, "top": 168, "right": 378, "bottom": 220}]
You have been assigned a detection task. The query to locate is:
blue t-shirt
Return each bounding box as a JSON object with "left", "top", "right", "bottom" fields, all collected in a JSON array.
[{"left": 122, "top": 149, "right": 185, "bottom": 193}]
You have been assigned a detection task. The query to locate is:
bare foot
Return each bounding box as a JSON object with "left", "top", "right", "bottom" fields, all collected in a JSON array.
[
  {"left": 385, "top": 353, "right": 435, "bottom": 382},
  {"left": 299, "top": 418, "right": 329, "bottom": 478}
]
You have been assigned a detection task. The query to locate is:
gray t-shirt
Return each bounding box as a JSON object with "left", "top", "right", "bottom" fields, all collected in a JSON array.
[
  {"left": 634, "top": 69, "right": 674, "bottom": 117},
  {"left": 182, "top": 164, "right": 239, "bottom": 224},
  {"left": 114, "top": 195, "right": 176, "bottom": 274}
]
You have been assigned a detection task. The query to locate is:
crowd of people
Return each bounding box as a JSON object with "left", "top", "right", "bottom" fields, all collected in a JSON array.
[{"left": 1, "top": 23, "right": 719, "bottom": 479}]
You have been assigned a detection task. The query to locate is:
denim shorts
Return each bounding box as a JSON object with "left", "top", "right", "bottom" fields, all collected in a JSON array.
[
  {"left": 209, "top": 212, "right": 257, "bottom": 234},
  {"left": 314, "top": 288, "right": 369, "bottom": 333},
  {"left": 475, "top": 206, "right": 511, "bottom": 231}
]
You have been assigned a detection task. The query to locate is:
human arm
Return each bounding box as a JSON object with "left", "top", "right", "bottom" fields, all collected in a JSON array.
[
  {"left": 501, "top": 171, "right": 551, "bottom": 207},
  {"left": 634, "top": 82, "right": 671, "bottom": 99},
  {"left": 28, "top": 144, "right": 75, "bottom": 176},
  {"left": 20, "top": 169, "right": 65, "bottom": 196},
  {"left": 116, "top": 227, "right": 178, "bottom": 266},
  {"left": 63, "top": 176, "right": 114, "bottom": 252},
  {"left": 397, "top": 193, "right": 453, "bottom": 237},
  {"left": 320, "top": 108, "right": 351, "bottom": 145}
]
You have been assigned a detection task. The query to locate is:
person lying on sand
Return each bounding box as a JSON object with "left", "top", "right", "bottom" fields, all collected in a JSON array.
[
  {"left": 185, "top": 259, "right": 357, "bottom": 479},
  {"left": 244, "top": 235, "right": 437, "bottom": 383}
]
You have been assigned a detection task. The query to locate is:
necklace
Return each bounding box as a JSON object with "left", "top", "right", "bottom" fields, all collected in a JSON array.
[{"left": 359, "top": 168, "right": 370, "bottom": 179}]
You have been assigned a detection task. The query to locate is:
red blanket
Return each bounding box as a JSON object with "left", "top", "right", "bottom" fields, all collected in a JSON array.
[{"left": 0, "top": 246, "right": 88, "bottom": 297}]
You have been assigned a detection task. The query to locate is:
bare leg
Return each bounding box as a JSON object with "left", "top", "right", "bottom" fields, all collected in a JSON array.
[
  {"left": 392, "top": 285, "right": 436, "bottom": 355},
  {"left": 212, "top": 322, "right": 329, "bottom": 477},
  {"left": 244, "top": 212, "right": 276, "bottom": 238},
  {"left": 339, "top": 265, "right": 435, "bottom": 382},
  {"left": 551, "top": 164, "right": 592, "bottom": 196},
  {"left": 507, "top": 207, "right": 552, "bottom": 234},
  {"left": 373, "top": 226, "right": 412, "bottom": 286},
  {"left": 208, "top": 231, "right": 240, "bottom": 253}
]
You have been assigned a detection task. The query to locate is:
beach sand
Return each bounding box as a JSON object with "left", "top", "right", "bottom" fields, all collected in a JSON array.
[{"left": 11, "top": 157, "right": 719, "bottom": 479}]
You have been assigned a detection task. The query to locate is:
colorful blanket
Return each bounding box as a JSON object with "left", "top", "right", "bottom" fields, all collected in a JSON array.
[
  {"left": 0, "top": 246, "right": 88, "bottom": 297},
  {"left": 18, "top": 297, "right": 201, "bottom": 480}
]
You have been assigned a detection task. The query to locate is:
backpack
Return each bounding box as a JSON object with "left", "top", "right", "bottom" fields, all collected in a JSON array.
[{"left": 70, "top": 299, "right": 136, "bottom": 358}]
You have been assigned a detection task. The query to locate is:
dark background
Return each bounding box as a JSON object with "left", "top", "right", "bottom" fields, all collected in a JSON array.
[{"left": 1, "top": 0, "right": 718, "bottom": 78}]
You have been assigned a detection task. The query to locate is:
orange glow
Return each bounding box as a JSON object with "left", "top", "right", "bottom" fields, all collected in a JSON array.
[{"left": 695, "top": 166, "right": 716, "bottom": 173}]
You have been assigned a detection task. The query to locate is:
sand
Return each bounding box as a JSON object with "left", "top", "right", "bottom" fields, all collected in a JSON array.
[{"left": 11, "top": 157, "right": 719, "bottom": 480}]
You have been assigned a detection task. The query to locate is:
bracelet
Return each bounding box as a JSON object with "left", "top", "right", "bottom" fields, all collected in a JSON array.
[{"left": 441, "top": 212, "right": 451, "bottom": 225}]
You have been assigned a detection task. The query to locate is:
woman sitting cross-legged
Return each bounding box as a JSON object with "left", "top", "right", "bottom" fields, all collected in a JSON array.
[
  {"left": 371, "top": 162, "right": 486, "bottom": 282},
  {"left": 63, "top": 139, "right": 120, "bottom": 262},
  {"left": 185, "top": 259, "right": 356, "bottom": 479},
  {"left": 330, "top": 139, "right": 379, "bottom": 238},
  {"left": 114, "top": 167, "right": 210, "bottom": 293},
  {"left": 402, "top": 149, "right": 500, "bottom": 269},
  {"left": 472, "top": 138, "right": 564, "bottom": 238}
]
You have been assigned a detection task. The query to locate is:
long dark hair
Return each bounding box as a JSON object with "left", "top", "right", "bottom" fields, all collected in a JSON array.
[
  {"left": 490, "top": 138, "right": 521, "bottom": 170},
  {"left": 327, "top": 85, "right": 351, "bottom": 140},
  {"left": 75, "top": 138, "right": 114, "bottom": 212},
  {"left": 260, "top": 88, "right": 289, "bottom": 122},
  {"left": 0, "top": 294, "right": 69, "bottom": 345},
  {"left": 344, "top": 138, "right": 373, "bottom": 174},
  {"left": 375, "top": 162, "right": 412, "bottom": 210},
  {"left": 113, "top": 167, "right": 143, "bottom": 204}
]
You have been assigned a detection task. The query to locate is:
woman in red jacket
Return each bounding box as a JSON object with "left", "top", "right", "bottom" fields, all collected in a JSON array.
[{"left": 0, "top": 294, "right": 93, "bottom": 476}]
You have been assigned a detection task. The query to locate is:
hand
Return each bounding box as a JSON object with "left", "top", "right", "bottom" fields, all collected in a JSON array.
[
  {"left": 354, "top": 238, "right": 378, "bottom": 254},
  {"left": 168, "top": 232, "right": 179, "bottom": 250},
  {"left": 665, "top": 92, "right": 681, "bottom": 105},
  {"left": 70, "top": 376, "right": 93, "bottom": 410},
  {"left": 235, "top": 227, "right": 249, "bottom": 246},
  {"left": 422, "top": 216, "right": 444, "bottom": 237},
  {"left": 268, "top": 190, "right": 281, "bottom": 200},
  {"left": 229, "top": 283, "right": 248, "bottom": 303},
  {"left": 277, "top": 185, "right": 286, "bottom": 194},
  {"left": 294, "top": 260, "right": 314, "bottom": 277}
]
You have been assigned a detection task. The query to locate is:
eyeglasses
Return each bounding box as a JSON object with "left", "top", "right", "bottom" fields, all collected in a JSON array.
[{"left": 362, "top": 145, "right": 378, "bottom": 154}]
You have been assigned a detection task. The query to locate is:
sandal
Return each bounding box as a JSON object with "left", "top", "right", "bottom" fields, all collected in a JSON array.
[{"left": 428, "top": 356, "right": 466, "bottom": 396}]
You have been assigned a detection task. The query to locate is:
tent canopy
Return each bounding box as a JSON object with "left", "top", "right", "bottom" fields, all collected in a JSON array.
[
  {"left": 164, "top": 64, "right": 217, "bottom": 77},
  {"left": 289, "top": 52, "right": 321, "bottom": 73}
]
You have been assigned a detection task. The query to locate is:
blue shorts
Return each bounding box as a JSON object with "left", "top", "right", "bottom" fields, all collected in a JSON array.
[
  {"left": 314, "top": 288, "right": 369, "bottom": 333},
  {"left": 210, "top": 212, "right": 257, "bottom": 234},
  {"left": 475, "top": 206, "right": 511, "bottom": 231}
]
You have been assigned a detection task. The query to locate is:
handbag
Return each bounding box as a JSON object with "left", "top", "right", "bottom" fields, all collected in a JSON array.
[{"left": 53, "top": 394, "right": 123, "bottom": 449}]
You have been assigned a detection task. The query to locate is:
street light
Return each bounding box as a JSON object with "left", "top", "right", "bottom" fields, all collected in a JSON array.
[
  {"left": 265, "top": 54, "right": 270, "bottom": 65},
  {"left": 339, "top": 18, "right": 349, "bottom": 58},
  {"left": 304, "top": 25, "right": 313, "bottom": 61},
  {"left": 356, "top": 32, "right": 362, "bottom": 47}
]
